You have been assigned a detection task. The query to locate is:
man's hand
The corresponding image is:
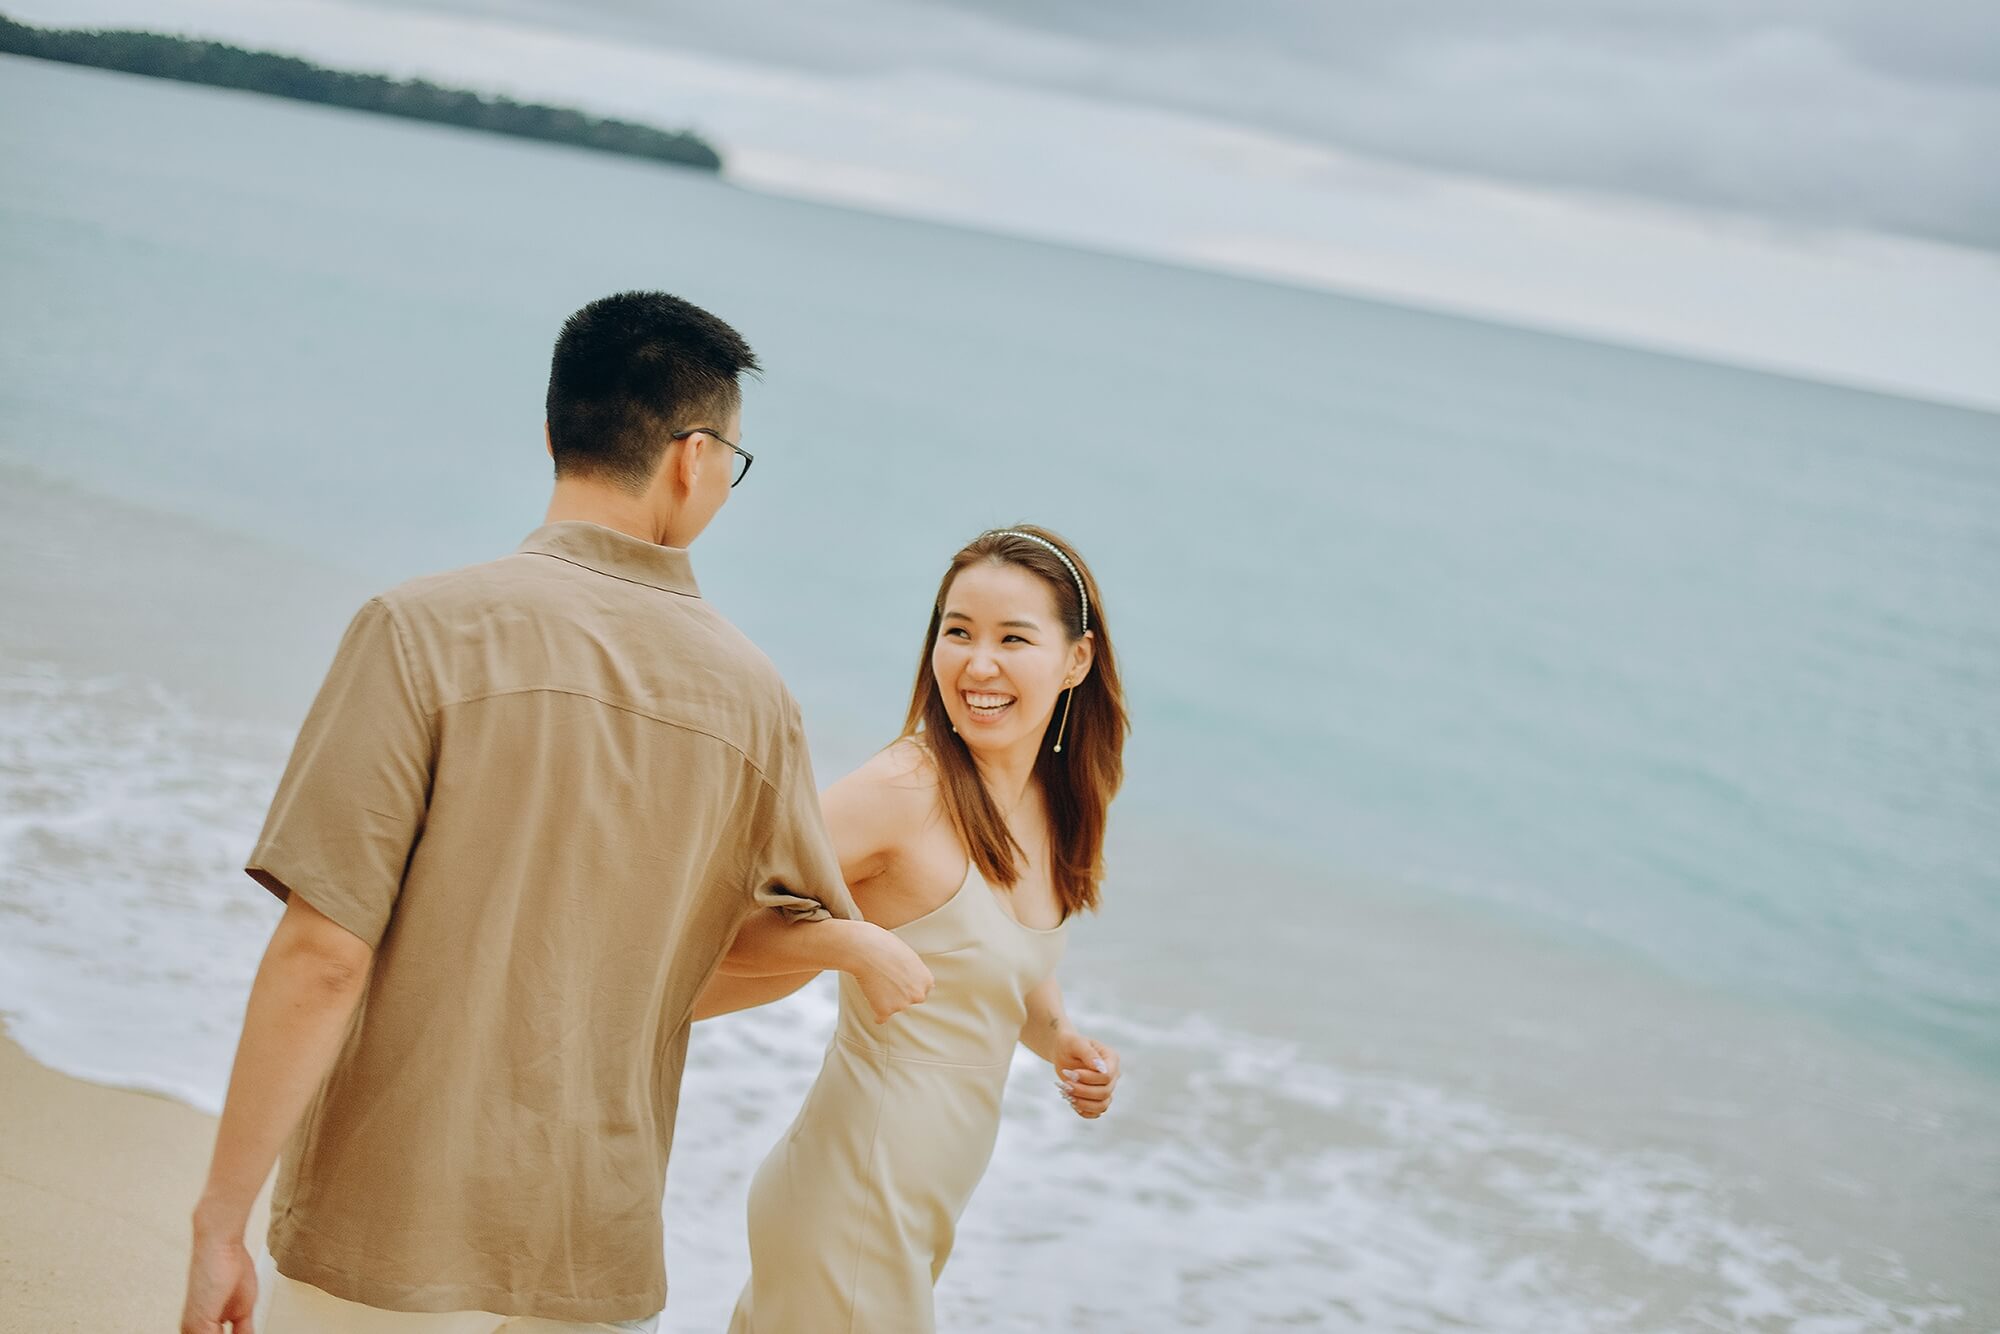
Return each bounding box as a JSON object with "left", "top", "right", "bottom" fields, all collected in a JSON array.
[
  {"left": 845, "top": 923, "right": 934, "bottom": 1024},
  {"left": 1053, "top": 1031, "right": 1120, "bottom": 1120},
  {"left": 179, "top": 1224, "right": 257, "bottom": 1334}
]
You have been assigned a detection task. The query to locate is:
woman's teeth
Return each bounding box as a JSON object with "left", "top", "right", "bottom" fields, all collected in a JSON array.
[{"left": 964, "top": 692, "right": 1015, "bottom": 718}]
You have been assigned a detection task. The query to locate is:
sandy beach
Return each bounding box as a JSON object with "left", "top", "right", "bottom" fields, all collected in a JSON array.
[{"left": 0, "top": 1027, "right": 268, "bottom": 1333}]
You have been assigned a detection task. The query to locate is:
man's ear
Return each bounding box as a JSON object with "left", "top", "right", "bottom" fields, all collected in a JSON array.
[
  {"left": 674, "top": 433, "right": 704, "bottom": 493},
  {"left": 544, "top": 421, "right": 554, "bottom": 459}
]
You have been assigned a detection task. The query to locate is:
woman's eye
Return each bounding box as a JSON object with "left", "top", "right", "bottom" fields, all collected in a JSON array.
[
  {"left": 1004, "top": 635, "right": 1029, "bottom": 644},
  {"left": 944, "top": 627, "right": 969, "bottom": 638}
]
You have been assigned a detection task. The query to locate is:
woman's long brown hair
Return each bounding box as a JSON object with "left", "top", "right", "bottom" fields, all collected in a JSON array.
[{"left": 900, "top": 525, "right": 1129, "bottom": 921}]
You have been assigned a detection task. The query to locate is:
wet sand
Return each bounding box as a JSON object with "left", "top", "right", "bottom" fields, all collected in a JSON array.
[{"left": 0, "top": 1027, "right": 269, "bottom": 1332}]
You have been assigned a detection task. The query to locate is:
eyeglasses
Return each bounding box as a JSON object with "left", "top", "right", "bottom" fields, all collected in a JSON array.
[{"left": 670, "top": 427, "right": 754, "bottom": 487}]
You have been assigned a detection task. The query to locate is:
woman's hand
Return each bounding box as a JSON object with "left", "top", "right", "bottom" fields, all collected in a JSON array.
[
  {"left": 713, "top": 913, "right": 932, "bottom": 1024},
  {"left": 844, "top": 922, "right": 935, "bottom": 1024},
  {"left": 1053, "top": 1030, "right": 1120, "bottom": 1120}
]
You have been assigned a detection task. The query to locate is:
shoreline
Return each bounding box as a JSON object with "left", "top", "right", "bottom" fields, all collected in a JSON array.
[{"left": 0, "top": 1026, "right": 269, "bottom": 1332}]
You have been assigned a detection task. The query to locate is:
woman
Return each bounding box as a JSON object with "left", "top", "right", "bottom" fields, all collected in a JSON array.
[{"left": 707, "top": 525, "right": 1129, "bottom": 1333}]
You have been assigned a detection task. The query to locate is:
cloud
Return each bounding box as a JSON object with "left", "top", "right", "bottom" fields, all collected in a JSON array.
[
  {"left": 20, "top": 0, "right": 1998, "bottom": 404},
  {"left": 353, "top": 0, "right": 2000, "bottom": 249},
  {"left": 1133, "top": 23, "right": 2000, "bottom": 248}
]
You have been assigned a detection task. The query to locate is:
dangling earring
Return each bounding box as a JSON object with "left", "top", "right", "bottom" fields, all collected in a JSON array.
[{"left": 1053, "top": 682, "right": 1075, "bottom": 753}]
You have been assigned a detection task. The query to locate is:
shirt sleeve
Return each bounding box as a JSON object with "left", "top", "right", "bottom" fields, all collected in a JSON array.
[
  {"left": 748, "top": 704, "right": 860, "bottom": 923},
  {"left": 245, "top": 596, "right": 435, "bottom": 948}
]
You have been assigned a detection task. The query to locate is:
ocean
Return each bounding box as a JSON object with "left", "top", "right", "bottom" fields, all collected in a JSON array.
[{"left": 3, "top": 54, "right": 1996, "bottom": 1330}]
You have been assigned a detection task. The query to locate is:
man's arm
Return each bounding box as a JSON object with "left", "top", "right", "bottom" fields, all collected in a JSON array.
[
  {"left": 715, "top": 909, "right": 878, "bottom": 977},
  {"left": 180, "top": 896, "right": 372, "bottom": 1334},
  {"left": 701, "top": 910, "right": 930, "bottom": 1023},
  {"left": 183, "top": 596, "right": 432, "bottom": 1333},
  {"left": 693, "top": 970, "right": 818, "bottom": 1021},
  {"left": 692, "top": 909, "right": 852, "bottom": 1021},
  {"left": 721, "top": 737, "right": 941, "bottom": 1024}
]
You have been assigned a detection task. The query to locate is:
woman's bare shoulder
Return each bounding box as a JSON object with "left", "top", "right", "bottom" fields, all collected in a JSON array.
[
  {"left": 840, "top": 736, "right": 939, "bottom": 800},
  {"left": 825, "top": 737, "right": 943, "bottom": 850},
  {"left": 825, "top": 737, "right": 959, "bottom": 904}
]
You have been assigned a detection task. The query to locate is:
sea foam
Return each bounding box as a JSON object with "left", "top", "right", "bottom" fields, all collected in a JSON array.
[{"left": 0, "top": 658, "right": 1965, "bottom": 1329}]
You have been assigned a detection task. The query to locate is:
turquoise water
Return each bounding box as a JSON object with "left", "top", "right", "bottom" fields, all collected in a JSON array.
[{"left": 4, "top": 56, "right": 1996, "bottom": 1328}]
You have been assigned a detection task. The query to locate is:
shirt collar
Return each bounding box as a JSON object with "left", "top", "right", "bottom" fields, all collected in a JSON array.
[{"left": 516, "top": 521, "right": 701, "bottom": 598}]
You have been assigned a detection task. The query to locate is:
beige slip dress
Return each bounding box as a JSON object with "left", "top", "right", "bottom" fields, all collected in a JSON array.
[{"left": 728, "top": 860, "right": 1068, "bottom": 1333}]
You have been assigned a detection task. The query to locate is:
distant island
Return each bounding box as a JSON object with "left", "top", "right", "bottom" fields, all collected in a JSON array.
[{"left": 0, "top": 13, "right": 722, "bottom": 173}]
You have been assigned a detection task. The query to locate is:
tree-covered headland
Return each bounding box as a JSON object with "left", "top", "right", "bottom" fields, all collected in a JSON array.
[{"left": 0, "top": 13, "right": 723, "bottom": 172}]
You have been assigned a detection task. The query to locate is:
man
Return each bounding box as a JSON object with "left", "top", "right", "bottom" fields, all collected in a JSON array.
[{"left": 181, "top": 292, "right": 933, "bottom": 1333}]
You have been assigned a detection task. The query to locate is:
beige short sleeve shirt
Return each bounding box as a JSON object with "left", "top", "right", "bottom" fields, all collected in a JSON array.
[{"left": 246, "top": 521, "right": 856, "bottom": 1322}]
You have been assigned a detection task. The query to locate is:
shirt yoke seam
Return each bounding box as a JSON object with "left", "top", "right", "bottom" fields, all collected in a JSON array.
[{"left": 437, "top": 684, "right": 780, "bottom": 788}]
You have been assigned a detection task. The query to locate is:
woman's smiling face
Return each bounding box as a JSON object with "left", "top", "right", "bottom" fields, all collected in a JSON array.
[{"left": 932, "top": 560, "right": 1088, "bottom": 756}]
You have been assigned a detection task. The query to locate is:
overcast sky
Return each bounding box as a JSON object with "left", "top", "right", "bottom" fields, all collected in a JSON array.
[
  {"left": 345, "top": 0, "right": 2000, "bottom": 251},
  {"left": 15, "top": 0, "right": 1997, "bottom": 404}
]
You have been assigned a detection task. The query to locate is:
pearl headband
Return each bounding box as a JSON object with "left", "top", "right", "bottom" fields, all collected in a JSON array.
[{"left": 991, "top": 530, "right": 1089, "bottom": 634}]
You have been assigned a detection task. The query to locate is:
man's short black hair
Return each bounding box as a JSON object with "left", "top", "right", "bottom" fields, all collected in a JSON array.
[{"left": 545, "top": 292, "right": 760, "bottom": 491}]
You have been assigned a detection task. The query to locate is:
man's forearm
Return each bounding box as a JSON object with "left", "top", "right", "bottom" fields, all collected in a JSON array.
[
  {"left": 193, "top": 906, "right": 371, "bottom": 1240},
  {"left": 694, "top": 970, "right": 820, "bottom": 1020},
  {"left": 717, "top": 910, "right": 873, "bottom": 978}
]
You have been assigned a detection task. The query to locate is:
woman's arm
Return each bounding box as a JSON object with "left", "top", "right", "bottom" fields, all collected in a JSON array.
[
  {"left": 1020, "top": 972, "right": 1122, "bottom": 1120},
  {"left": 1019, "top": 971, "right": 1077, "bottom": 1064}
]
